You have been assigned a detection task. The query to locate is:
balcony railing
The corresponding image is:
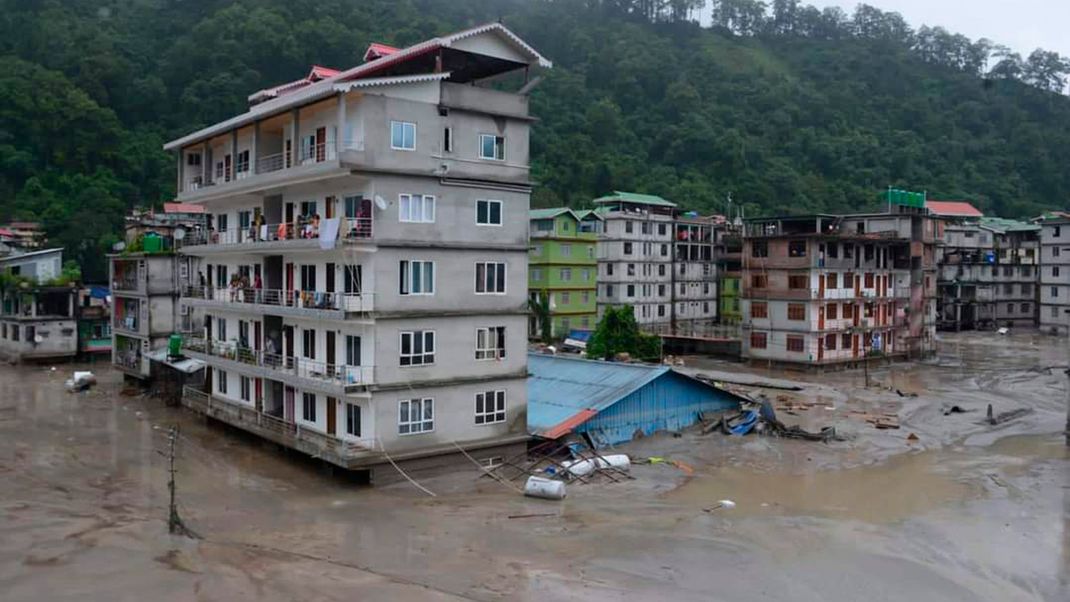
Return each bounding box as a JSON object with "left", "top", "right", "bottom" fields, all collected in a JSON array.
[
  {"left": 183, "top": 335, "right": 374, "bottom": 388},
  {"left": 114, "top": 352, "right": 142, "bottom": 370},
  {"left": 181, "top": 386, "right": 373, "bottom": 461},
  {"left": 182, "top": 217, "right": 373, "bottom": 247},
  {"left": 183, "top": 285, "right": 373, "bottom": 313},
  {"left": 114, "top": 313, "right": 141, "bottom": 333},
  {"left": 111, "top": 275, "right": 141, "bottom": 292}
]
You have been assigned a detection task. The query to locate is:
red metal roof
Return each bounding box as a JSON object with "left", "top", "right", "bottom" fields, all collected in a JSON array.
[
  {"left": 308, "top": 65, "right": 340, "bottom": 79},
  {"left": 925, "top": 200, "right": 983, "bottom": 217},
  {"left": 0, "top": 228, "right": 14, "bottom": 237},
  {"left": 363, "top": 42, "right": 400, "bottom": 62},
  {"left": 163, "top": 202, "right": 205, "bottom": 214}
]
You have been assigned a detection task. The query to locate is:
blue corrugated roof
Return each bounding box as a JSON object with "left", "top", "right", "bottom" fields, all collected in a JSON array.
[{"left": 528, "top": 354, "right": 668, "bottom": 432}]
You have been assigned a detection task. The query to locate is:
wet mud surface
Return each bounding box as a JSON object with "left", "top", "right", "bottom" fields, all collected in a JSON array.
[{"left": 1, "top": 332, "right": 1068, "bottom": 601}]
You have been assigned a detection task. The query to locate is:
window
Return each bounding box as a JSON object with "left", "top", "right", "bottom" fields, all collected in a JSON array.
[
  {"left": 788, "top": 303, "right": 806, "bottom": 321},
  {"left": 399, "top": 194, "right": 435, "bottom": 223},
  {"left": 216, "top": 369, "right": 227, "bottom": 394},
  {"left": 752, "top": 274, "right": 768, "bottom": 288},
  {"left": 605, "top": 263, "right": 614, "bottom": 276},
  {"left": 346, "top": 403, "right": 362, "bottom": 437},
  {"left": 531, "top": 268, "right": 543, "bottom": 281},
  {"left": 1007, "top": 303, "right": 1014, "bottom": 313},
  {"left": 843, "top": 303, "right": 854, "bottom": 319},
  {"left": 302, "top": 393, "right": 317, "bottom": 422},
  {"left": 658, "top": 304, "right": 666, "bottom": 317},
  {"left": 1004, "top": 283, "right": 1013, "bottom": 294},
  {"left": 479, "top": 134, "right": 505, "bottom": 160},
  {"left": 825, "top": 334, "right": 837, "bottom": 350},
  {"left": 1054, "top": 267, "right": 1061, "bottom": 278},
  {"left": 474, "top": 326, "right": 507, "bottom": 361},
  {"left": 390, "top": 121, "right": 416, "bottom": 150},
  {"left": 842, "top": 333, "right": 852, "bottom": 349},
  {"left": 659, "top": 264, "right": 667, "bottom": 276},
  {"left": 827, "top": 273, "right": 839, "bottom": 289},
  {"left": 399, "top": 398, "right": 434, "bottom": 434},
  {"left": 560, "top": 291, "right": 571, "bottom": 305},
  {"left": 302, "top": 329, "right": 316, "bottom": 359},
  {"left": 240, "top": 376, "right": 251, "bottom": 402},
  {"left": 216, "top": 316, "right": 227, "bottom": 341},
  {"left": 751, "top": 301, "right": 768, "bottom": 319},
  {"left": 443, "top": 127, "right": 453, "bottom": 153},
  {"left": 843, "top": 272, "right": 854, "bottom": 289},
  {"left": 400, "top": 260, "right": 435, "bottom": 295},
  {"left": 625, "top": 221, "right": 634, "bottom": 234},
  {"left": 627, "top": 264, "right": 636, "bottom": 277},
  {"left": 560, "top": 244, "right": 572, "bottom": 257},
  {"left": 1052, "top": 287, "right": 1058, "bottom": 298},
  {"left": 1022, "top": 284, "right": 1032, "bottom": 296},
  {"left": 582, "top": 291, "right": 590, "bottom": 304},
  {"left": 476, "top": 390, "right": 507, "bottom": 425},
  {"left": 623, "top": 242, "right": 633, "bottom": 255},
  {"left": 476, "top": 262, "right": 507, "bottom": 294},
  {"left": 786, "top": 336, "right": 805, "bottom": 353},
  {"left": 345, "top": 335, "right": 361, "bottom": 366},
  {"left": 299, "top": 201, "right": 316, "bottom": 218},
  {"left": 827, "top": 303, "right": 838, "bottom": 320},
  {"left": 658, "top": 223, "right": 667, "bottom": 236},
  {"left": 236, "top": 150, "right": 250, "bottom": 173},
  {"left": 187, "top": 153, "right": 202, "bottom": 167},
  {"left": 788, "top": 240, "right": 807, "bottom": 257},
  {"left": 1052, "top": 306, "right": 1060, "bottom": 318},
  {"left": 581, "top": 268, "right": 591, "bottom": 281},
  {"left": 750, "top": 332, "right": 767, "bottom": 349},
  {"left": 627, "top": 284, "right": 636, "bottom": 298},
  {"left": 344, "top": 265, "right": 362, "bottom": 294},
  {"left": 752, "top": 241, "right": 768, "bottom": 258},
  {"left": 1055, "top": 226, "right": 1062, "bottom": 237},
  {"left": 400, "top": 330, "right": 435, "bottom": 366},
  {"left": 606, "top": 284, "right": 614, "bottom": 297},
  {"left": 827, "top": 243, "right": 838, "bottom": 259},
  {"left": 476, "top": 200, "right": 502, "bottom": 225},
  {"left": 788, "top": 275, "right": 808, "bottom": 289},
  {"left": 1055, "top": 247, "right": 1062, "bottom": 258}
]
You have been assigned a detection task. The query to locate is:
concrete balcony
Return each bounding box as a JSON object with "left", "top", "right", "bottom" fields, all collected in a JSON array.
[
  {"left": 179, "top": 216, "right": 373, "bottom": 255},
  {"left": 181, "top": 285, "right": 374, "bottom": 320},
  {"left": 181, "top": 386, "right": 379, "bottom": 469},
  {"left": 182, "top": 335, "right": 374, "bottom": 396}
]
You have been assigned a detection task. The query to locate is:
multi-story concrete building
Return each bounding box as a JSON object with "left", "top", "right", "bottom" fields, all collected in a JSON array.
[
  {"left": 938, "top": 217, "right": 1039, "bottom": 331},
  {"left": 593, "top": 192, "right": 718, "bottom": 334},
  {"left": 528, "top": 208, "right": 598, "bottom": 336},
  {"left": 740, "top": 210, "right": 938, "bottom": 368},
  {"left": 0, "top": 248, "right": 79, "bottom": 362},
  {"left": 716, "top": 222, "right": 742, "bottom": 325},
  {"left": 110, "top": 250, "right": 199, "bottom": 379},
  {"left": 166, "top": 24, "right": 549, "bottom": 481},
  {"left": 1039, "top": 217, "right": 1070, "bottom": 335}
]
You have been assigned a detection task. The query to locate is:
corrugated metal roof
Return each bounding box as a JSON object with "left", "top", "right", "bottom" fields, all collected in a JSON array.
[
  {"left": 527, "top": 353, "right": 746, "bottom": 442},
  {"left": 529, "top": 207, "right": 575, "bottom": 220},
  {"left": 979, "top": 217, "right": 1039, "bottom": 233},
  {"left": 925, "top": 200, "right": 983, "bottom": 217},
  {"left": 592, "top": 191, "right": 677, "bottom": 208}
]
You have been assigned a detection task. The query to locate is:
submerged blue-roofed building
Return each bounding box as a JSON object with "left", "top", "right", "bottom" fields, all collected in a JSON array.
[{"left": 527, "top": 353, "right": 745, "bottom": 447}]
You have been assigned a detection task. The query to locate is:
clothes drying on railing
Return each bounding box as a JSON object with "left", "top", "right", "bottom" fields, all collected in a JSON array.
[{"left": 320, "top": 217, "right": 340, "bottom": 250}]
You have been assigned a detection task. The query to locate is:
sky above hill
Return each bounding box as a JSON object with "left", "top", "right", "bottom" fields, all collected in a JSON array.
[{"left": 824, "top": 0, "right": 1070, "bottom": 58}]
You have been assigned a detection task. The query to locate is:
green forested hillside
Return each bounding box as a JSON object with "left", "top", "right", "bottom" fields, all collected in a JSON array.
[{"left": 3, "top": 0, "right": 1070, "bottom": 279}]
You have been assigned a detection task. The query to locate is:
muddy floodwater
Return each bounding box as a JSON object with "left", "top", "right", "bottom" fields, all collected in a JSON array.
[{"left": 2, "top": 332, "right": 1069, "bottom": 601}]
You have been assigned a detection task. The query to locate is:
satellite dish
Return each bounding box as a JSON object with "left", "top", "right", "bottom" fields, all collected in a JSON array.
[
  {"left": 374, "top": 195, "right": 388, "bottom": 210},
  {"left": 112, "top": 241, "right": 127, "bottom": 252},
  {"left": 174, "top": 227, "right": 186, "bottom": 241}
]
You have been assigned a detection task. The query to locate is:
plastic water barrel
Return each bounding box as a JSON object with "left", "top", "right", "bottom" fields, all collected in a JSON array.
[
  {"left": 169, "top": 333, "right": 182, "bottom": 357},
  {"left": 561, "top": 454, "right": 630, "bottom": 478},
  {"left": 524, "top": 476, "right": 566, "bottom": 500}
]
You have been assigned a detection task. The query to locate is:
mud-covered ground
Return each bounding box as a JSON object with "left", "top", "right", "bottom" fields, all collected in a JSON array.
[{"left": 1, "top": 332, "right": 1068, "bottom": 601}]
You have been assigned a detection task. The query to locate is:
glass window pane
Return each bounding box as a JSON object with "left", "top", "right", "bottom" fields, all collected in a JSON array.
[
  {"left": 490, "top": 202, "right": 501, "bottom": 224},
  {"left": 496, "top": 263, "right": 506, "bottom": 292},
  {"left": 477, "top": 201, "right": 487, "bottom": 224}
]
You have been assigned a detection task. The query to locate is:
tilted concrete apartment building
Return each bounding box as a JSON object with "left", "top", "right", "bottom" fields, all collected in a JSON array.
[
  {"left": 593, "top": 192, "right": 718, "bottom": 334},
  {"left": 1038, "top": 217, "right": 1070, "bottom": 335},
  {"left": 937, "top": 217, "right": 1039, "bottom": 331},
  {"left": 740, "top": 209, "right": 938, "bottom": 368},
  {"left": 165, "top": 24, "right": 550, "bottom": 481}
]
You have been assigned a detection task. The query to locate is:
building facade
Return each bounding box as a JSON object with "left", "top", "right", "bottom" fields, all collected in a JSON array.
[
  {"left": 593, "top": 192, "right": 717, "bottom": 334},
  {"left": 167, "top": 24, "right": 549, "bottom": 481},
  {"left": 938, "top": 218, "right": 1039, "bottom": 331},
  {"left": 716, "top": 223, "right": 742, "bottom": 325},
  {"left": 1039, "top": 218, "right": 1070, "bottom": 335},
  {"left": 528, "top": 208, "right": 598, "bottom": 336},
  {"left": 110, "top": 251, "right": 200, "bottom": 379},
  {"left": 740, "top": 210, "right": 938, "bottom": 368},
  {"left": 0, "top": 248, "right": 79, "bottom": 361}
]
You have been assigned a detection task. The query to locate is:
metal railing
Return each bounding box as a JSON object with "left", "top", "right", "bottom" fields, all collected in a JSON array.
[
  {"left": 182, "top": 285, "right": 373, "bottom": 313},
  {"left": 257, "top": 152, "right": 286, "bottom": 174},
  {"left": 111, "top": 275, "right": 141, "bottom": 292},
  {"left": 182, "top": 216, "right": 373, "bottom": 247},
  {"left": 183, "top": 335, "right": 374, "bottom": 387},
  {"left": 182, "top": 386, "right": 372, "bottom": 460},
  {"left": 113, "top": 313, "right": 141, "bottom": 333}
]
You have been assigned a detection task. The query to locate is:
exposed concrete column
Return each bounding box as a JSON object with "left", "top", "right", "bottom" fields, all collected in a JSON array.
[
  {"left": 291, "top": 108, "right": 301, "bottom": 166},
  {"left": 252, "top": 121, "right": 260, "bottom": 175},
  {"left": 336, "top": 92, "right": 347, "bottom": 153},
  {"left": 176, "top": 152, "right": 184, "bottom": 194},
  {"left": 230, "top": 130, "right": 238, "bottom": 181}
]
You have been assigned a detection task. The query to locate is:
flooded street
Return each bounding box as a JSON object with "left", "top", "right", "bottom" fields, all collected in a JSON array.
[{"left": 1, "top": 332, "right": 1068, "bottom": 601}]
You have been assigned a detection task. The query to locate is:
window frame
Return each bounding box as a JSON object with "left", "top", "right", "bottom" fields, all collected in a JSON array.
[
  {"left": 302, "top": 392, "right": 317, "bottom": 423},
  {"left": 390, "top": 120, "right": 416, "bottom": 151},
  {"left": 399, "top": 330, "right": 435, "bottom": 366},
  {"left": 475, "top": 261, "right": 507, "bottom": 294},
  {"left": 345, "top": 403, "right": 362, "bottom": 437},
  {"left": 475, "top": 326, "right": 507, "bottom": 360},
  {"left": 398, "top": 398, "right": 434, "bottom": 435},
  {"left": 399, "top": 194, "right": 436, "bottom": 223},
  {"left": 476, "top": 199, "right": 503, "bottom": 226},
  {"left": 399, "top": 260, "right": 435, "bottom": 296},
  {"left": 478, "top": 134, "right": 505, "bottom": 161},
  {"left": 475, "top": 390, "right": 507, "bottom": 425}
]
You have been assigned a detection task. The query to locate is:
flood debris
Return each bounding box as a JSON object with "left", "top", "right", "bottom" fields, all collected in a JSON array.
[
  {"left": 703, "top": 499, "right": 736, "bottom": 512},
  {"left": 64, "top": 371, "right": 96, "bottom": 392},
  {"left": 985, "top": 404, "right": 1034, "bottom": 426},
  {"left": 703, "top": 400, "right": 845, "bottom": 442},
  {"left": 524, "top": 476, "right": 567, "bottom": 500}
]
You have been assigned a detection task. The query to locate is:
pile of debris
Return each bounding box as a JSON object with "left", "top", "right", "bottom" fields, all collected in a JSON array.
[
  {"left": 702, "top": 398, "right": 845, "bottom": 442},
  {"left": 482, "top": 434, "right": 636, "bottom": 500}
]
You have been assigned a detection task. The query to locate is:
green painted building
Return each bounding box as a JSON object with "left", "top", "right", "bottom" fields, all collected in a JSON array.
[
  {"left": 717, "top": 229, "right": 742, "bottom": 324},
  {"left": 529, "top": 208, "right": 600, "bottom": 338}
]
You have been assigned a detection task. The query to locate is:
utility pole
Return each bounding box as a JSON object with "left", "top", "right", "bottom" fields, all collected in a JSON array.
[{"left": 165, "top": 425, "right": 197, "bottom": 538}]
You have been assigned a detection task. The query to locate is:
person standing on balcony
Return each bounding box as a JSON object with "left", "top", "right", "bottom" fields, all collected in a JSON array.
[
  {"left": 253, "top": 273, "right": 263, "bottom": 304},
  {"left": 252, "top": 209, "right": 264, "bottom": 242},
  {"left": 198, "top": 270, "right": 207, "bottom": 298}
]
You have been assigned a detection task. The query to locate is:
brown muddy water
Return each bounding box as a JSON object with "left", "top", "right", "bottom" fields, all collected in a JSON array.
[{"left": 1, "top": 332, "right": 1069, "bottom": 601}]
